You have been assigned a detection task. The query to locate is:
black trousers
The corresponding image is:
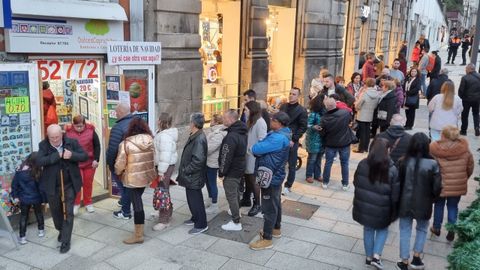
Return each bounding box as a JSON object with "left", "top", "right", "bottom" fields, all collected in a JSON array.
[
  {"left": 19, "top": 203, "right": 44, "bottom": 237},
  {"left": 461, "top": 100, "right": 480, "bottom": 132},
  {"left": 447, "top": 48, "right": 458, "bottom": 63},
  {"left": 186, "top": 188, "right": 207, "bottom": 229},
  {"left": 357, "top": 121, "right": 371, "bottom": 152},
  {"left": 405, "top": 108, "right": 416, "bottom": 128},
  {"left": 261, "top": 185, "right": 282, "bottom": 240},
  {"left": 128, "top": 187, "right": 145, "bottom": 224},
  {"left": 245, "top": 174, "right": 260, "bottom": 205},
  {"left": 462, "top": 48, "right": 469, "bottom": 64},
  {"left": 48, "top": 184, "right": 75, "bottom": 244}
]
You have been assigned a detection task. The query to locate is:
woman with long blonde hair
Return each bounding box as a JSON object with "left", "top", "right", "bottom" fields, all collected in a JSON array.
[{"left": 428, "top": 80, "right": 463, "bottom": 140}]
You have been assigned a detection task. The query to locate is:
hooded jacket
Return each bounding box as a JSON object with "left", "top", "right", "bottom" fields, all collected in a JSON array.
[
  {"left": 252, "top": 127, "right": 291, "bottom": 187},
  {"left": 11, "top": 169, "right": 45, "bottom": 205},
  {"left": 106, "top": 114, "right": 136, "bottom": 172},
  {"left": 376, "top": 125, "right": 412, "bottom": 163},
  {"left": 246, "top": 118, "right": 267, "bottom": 174},
  {"left": 115, "top": 134, "right": 157, "bottom": 188},
  {"left": 154, "top": 127, "right": 178, "bottom": 175},
  {"left": 430, "top": 138, "right": 474, "bottom": 197},
  {"left": 355, "top": 87, "right": 380, "bottom": 122},
  {"left": 205, "top": 124, "right": 227, "bottom": 168},
  {"left": 177, "top": 130, "right": 207, "bottom": 190},
  {"left": 376, "top": 90, "right": 397, "bottom": 128},
  {"left": 218, "top": 121, "right": 248, "bottom": 178}
]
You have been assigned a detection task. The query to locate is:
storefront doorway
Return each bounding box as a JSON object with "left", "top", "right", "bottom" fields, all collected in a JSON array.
[{"left": 200, "top": 0, "right": 241, "bottom": 120}]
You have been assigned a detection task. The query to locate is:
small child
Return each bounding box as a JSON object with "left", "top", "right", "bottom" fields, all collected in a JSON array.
[{"left": 11, "top": 152, "right": 45, "bottom": 244}]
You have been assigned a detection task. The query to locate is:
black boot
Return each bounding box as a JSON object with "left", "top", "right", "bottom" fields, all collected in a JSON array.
[
  {"left": 240, "top": 197, "right": 252, "bottom": 207},
  {"left": 475, "top": 129, "right": 480, "bottom": 136},
  {"left": 248, "top": 204, "right": 262, "bottom": 216}
]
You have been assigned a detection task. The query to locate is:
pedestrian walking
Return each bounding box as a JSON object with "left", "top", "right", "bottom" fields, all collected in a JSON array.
[
  {"left": 376, "top": 114, "right": 412, "bottom": 164},
  {"left": 430, "top": 126, "right": 474, "bottom": 242},
  {"left": 320, "top": 97, "right": 354, "bottom": 190},
  {"left": 428, "top": 81, "right": 463, "bottom": 141},
  {"left": 11, "top": 152, "right": 45, "bottom": 245},
  {"left": 249, "top": 112, "right": 291, "bottom": 250},
  {"left": 410, "top": 42, "right": 421, "bottom": 66},
  {"left": 458, "top": 64, "right": 480, "bottom": 136},
  {"left": 177, "top": 113, "right": 209, "bottom": 235},
  {"left": 204, "top": 114, "right": 227, "bottom": 215},
  {"left": 37, "top": 124, "right": 88, "bottom": 253},
  {"left": 106, "top": 103, "right": 136, "bottom": 219},
  {"left": 305, "top": 94, "right": 325, "bottom": 183},
  {"left": 152, "top": 113, "right": 178, "bottom": 231},
  {"left": 244, "top": 101, "right": 267, "bottom": 216},
  {"left": 280, "top": 88, "right": 308, "bottom": 195},
  {"left": 115, "top": 118, "right": 156, "bottom": 244},
  {"left": 65, "top": 115, "right": 101, "bottom": 215},
  {"left": 354, "top": 78, "right": 380, "bottom": 153},
  {"left": 404, "top": 68, "right": 422, "bottom": 130},
  {"left": 446, "top": 35, "right": 461, "bottom": 64},
  {"left": 396, "top": 132, "right": 442, "bottom": 270},
  {"left": 377, "top": 80, "right": 397, "bottom": 132},
  {"left": 461, "top": 35, "right": 471, "bottom": 65},
  {"left": 218, "top": 110, "right": 248, "bottom": 231},
  {"left": 353, "top": 138, "right": 400, "bottom": 269}
]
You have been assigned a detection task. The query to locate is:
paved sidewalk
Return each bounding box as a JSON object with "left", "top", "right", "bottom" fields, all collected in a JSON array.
[{"left": 1, "top": 48, "right": 479, "bottom": 269}]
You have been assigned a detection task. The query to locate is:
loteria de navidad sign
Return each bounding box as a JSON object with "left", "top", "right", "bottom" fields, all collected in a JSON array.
[
  {"left": 4, "top": 17, "right": 123, "bottom": 53},
  {"left": 107, "top": 41, "right": 162, "bottom": 65}
]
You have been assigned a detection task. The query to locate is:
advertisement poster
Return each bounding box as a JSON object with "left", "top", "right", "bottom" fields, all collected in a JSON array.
[
  {"left": 107, "top": 103, "right": 118, "bottom": 128},
  {"left": 124, "top": 69, "right": 149, "bottom": 123},
  {"left": 0, "top": 71, "right": 33, "bottom": 216}
]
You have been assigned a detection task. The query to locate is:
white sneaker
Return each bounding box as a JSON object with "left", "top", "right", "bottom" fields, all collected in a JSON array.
[
  {"left": 221, "top": 221, "right": 242, "bottom": 231},
  {"left": 342, "top": 185, "right": 349, "bottom": 191},
  {"left": 38, "top": 230, "right": 45, "bottom": 238},
  {"left": 73, "top": 205, "right": 80, "bottom": 215},
  {"left": 282, "top": 187, "right": 291, "bottom": 195},
  {"left": 86, "top": 204, "right": 95, "bottom": 213},
  {"left": 227, "top": 209, "right": 242, "bottom": 217},
  {"left": 322, "top": 183, "right": 328, "bottom": 189},
  {"left": 205, "top": 203, "right": 219, "bottom": 214},
  {"left": 152, "top": 222, "right": 169, "bottom": 231},
  {"left": 150, "top": 211, "right": 159, "bottom": 218},
  {"left": 19, "top": 237, "right": 27, "bottom": 245}
]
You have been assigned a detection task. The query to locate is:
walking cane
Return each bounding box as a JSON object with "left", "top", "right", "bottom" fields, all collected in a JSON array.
[{"left": 60, "top": 169, "right": 67, "bottom": 221}]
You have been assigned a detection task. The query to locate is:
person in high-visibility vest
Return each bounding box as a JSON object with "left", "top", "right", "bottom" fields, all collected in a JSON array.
[{"left": 446, "top": 35, "right": 461, "bottom": 64}]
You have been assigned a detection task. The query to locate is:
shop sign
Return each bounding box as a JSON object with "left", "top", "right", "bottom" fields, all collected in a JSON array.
[
  {"left": 5, "top": 96, "right": 29, "bottom": 114},
  {"left": 5, "top": 18, "right": 123, "bottom": 53},
  {"left": 107, "top": 41, "right": 161, "bottom": 65}
]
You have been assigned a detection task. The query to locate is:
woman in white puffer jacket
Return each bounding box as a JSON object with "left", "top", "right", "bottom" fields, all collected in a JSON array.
[{"left": 152, "top": 113, "right": 178, "bottom": 231}]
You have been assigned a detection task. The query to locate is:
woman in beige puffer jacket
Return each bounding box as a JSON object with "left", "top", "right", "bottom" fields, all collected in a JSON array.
[
  {"left": 429, "top": 125, "right": 474, "bottom": 241},
  {"left": 115, "top": 118, "right": 156, "bottom": 245}
]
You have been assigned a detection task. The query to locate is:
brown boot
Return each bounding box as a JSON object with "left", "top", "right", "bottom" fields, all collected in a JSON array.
[
  {"left": 123, "top": 224, "right": 144, "bottom": 244},
  {"left": 250, "top": 232, "right": 273, "bottom": 250},
  {"left": 272, "top": 228, "right": 282, "bottom": 238}
]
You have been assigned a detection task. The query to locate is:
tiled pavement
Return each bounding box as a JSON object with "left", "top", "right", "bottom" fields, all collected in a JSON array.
[{"left": 1, "top": 47, "right": 479, "bottom": 269}]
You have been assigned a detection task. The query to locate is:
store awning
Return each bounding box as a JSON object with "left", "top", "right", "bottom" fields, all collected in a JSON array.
[{"left": 11, "top": 0, "right": 128, "bottom": 21}]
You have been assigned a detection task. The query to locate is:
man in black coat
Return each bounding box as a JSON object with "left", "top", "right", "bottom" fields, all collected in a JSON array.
[
  {"left": 106, "top": 103, "right": 135, "bottom": 219},
  {"left": 177, "top": 113, "right": 209, "bottom": 235},
  {"left": 426, "top": 68, "right": 449, "bottom": 103},
  {"left": 219, "top": 109, "right": 248, "bottom": 231},
  {"left": 459, "top": 64, "right": 480, "bottom": 136},
  {"left": 280, "top": 87, "right": 308, "bottom": 194},
  {"left": 376, "top": 114, "right": 412, "bottom": 164},
  {"left": 37, "top": 124, "right": 88, "bottom": 253},
  {"left": 320, "top": 97, "right": 354, "bottom": 190},
  {"left": 322, "top": 74, "right": 355, "bottom": 107}
]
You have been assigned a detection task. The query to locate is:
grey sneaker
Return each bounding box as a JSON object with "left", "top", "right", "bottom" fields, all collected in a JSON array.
[
  {"left": 113, "top": 211, "right": 132, "bottom": 220},
  {"left": 188, "top": 226, "right": 208, "bottom": 235},
  {"left": 38, "top": 230, "right": 45, "bottom": 238},
  {"left": 371, "top": 257, "right": 384, "bottom": 269},
  {"left": 183, "top": 219, "right": 194, "bottom": 226}
]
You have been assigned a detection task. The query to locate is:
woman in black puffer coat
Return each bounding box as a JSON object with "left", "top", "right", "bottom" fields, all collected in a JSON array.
[{"left": 353, "top": 138, "right": 400, "bottom": 269}]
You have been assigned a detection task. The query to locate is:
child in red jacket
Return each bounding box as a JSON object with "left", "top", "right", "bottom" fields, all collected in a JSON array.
[{"left": 410, "top": 41, "right": 421, "bottom": 66}]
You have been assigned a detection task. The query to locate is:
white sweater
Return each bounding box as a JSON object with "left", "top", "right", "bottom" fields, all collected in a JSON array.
[
  {"left": 428, "top": 94, "right": 463, "bottom": 131},
  {"left": 154, "top": 128, "right": 178, "bottom": 174}
]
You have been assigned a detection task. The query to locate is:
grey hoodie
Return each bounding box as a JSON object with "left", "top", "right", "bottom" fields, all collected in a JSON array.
[{"left": 355, "top": 87, "right": 380, "bottom": 122}]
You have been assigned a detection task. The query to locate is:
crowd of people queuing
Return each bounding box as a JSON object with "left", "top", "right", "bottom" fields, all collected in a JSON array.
[{"left": 10, "top": 33, "right": 479, "bottom": 270}]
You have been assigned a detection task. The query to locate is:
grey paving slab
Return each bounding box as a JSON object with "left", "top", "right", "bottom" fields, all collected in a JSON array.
[
  {"left": 205, "top": 211, "right": 263, "bottom": 244},
  {"left": 265, "top": 252, "right": 338, "bottom": 270},
  {"left": 156, "top": 224, "right": 195, "bottom": 245},
  {"left": 299, "top": 194, "right": 352, "bottom": 211},
  {"left": 272, "top": 237, "right": 317, "bottom": 258},
  {"left": 312, "top": 205, "right": 357, "bottom": 225},
  {"left": 180, "top": 233, "right": 219, "bottom": 250},
  {"left": 302, "top": 216, "right": 337, "bottom": 232},
  {"left": 71, "top": 217, "right": 105, "bottom": 237},
  {"left": 130, "top": 258, "right": 183, "bottom": 270},
  {"left": 219, "top": 258, "right": 271, "bottom": 270},
  {"left": 87, "top": 226, "right": 132, "bottom": 249},
  {"left": 309, "top": 244, "right": 369, "bottom": 269},
  {"left": 89, "top": 245, "right": 125, "bottom": 262},
  {"left": 330, "top": 221, "right": 364, "bottom": 239},
  {"left": 207, "top": 238, "right": 275, "bottom": 266},
  {"left": 281, "top": 200, "right": 319, "bottom": 220},
  {"left": 49, "top": 255, "right": 117, "bottom": 270},
  {"left": 107, "top": 238, "right": 173, "bottom": 270},
  {"left": 76, "top": 207, "right": 130, "bottom": 228},
  {"left": 0, "top": 257, "right": 32, "bottom": 270},
  {"left": 291, "top": 226, "right": 358, "bottom": 251},
  {"left": 3, "top": 241, "right": 71, "bottom": 269},
  {"left": 92, "top": 198, "right": 120, "bottom": 212},
  {"left": 162, "top": 245, "right": 229, "bottom": 270},
  {"left": 277, "top": 222, "right": 300, "bottom": 238}
]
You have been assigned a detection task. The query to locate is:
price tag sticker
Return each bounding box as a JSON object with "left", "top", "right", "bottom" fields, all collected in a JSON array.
[{"left": 5, "top": 97, "right": 30, "bottom": 114}]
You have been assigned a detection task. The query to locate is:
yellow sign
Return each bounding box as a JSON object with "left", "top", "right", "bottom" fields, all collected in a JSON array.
[{"left": 5, "top": 97, "right": 30, "bottom": 114}]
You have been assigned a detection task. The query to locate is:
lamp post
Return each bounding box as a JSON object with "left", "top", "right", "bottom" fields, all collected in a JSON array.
[{"left": 470, "top": 5, "right": 480, "bottom": 66}]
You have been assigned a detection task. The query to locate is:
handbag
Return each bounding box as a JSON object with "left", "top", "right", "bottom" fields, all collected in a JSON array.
[
  {"left": 404, "top": 94, "right": 419, "bottom": 107},
  {"left": 153, "top": 179, "right": 171, "bottom": 211},
  {"left": 256, "top": 166, "right": 274, "bottom": 188}
]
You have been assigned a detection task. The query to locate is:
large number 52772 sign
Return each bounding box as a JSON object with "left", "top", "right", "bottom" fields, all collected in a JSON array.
[{"left": 37, "top": 59, "right": 100, "bottom": 81}]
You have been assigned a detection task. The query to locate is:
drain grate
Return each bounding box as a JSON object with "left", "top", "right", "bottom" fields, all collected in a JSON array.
[
  {"left": 205, "top": 211, "right": 263, "bottom": 244},
  {"left": 282, "top": 200, "right": 319, "bottom": 220}
]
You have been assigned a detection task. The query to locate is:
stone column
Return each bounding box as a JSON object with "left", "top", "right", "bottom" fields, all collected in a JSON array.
[
  {"left": 239, "top": 0, "right": 269, "bottom": 100},
  {"left": 293, "top": 0, "right": 347, "bottom": 101},
  {"left": 144, "top": 0, "right": 203, "bottom": 126}
]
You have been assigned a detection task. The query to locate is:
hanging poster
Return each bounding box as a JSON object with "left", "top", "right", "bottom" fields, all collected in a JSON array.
[{"left": 107, "top": 103, "right": 118, "bottom": 128}]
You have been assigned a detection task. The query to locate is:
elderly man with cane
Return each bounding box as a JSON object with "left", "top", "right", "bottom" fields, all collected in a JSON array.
[{"left": 37, "top": 124, "right": 87, "bottom": 253}]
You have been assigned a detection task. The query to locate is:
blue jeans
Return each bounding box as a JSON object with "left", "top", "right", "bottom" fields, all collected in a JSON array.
[
  {"left": 112, "top": 172, "right": 131, "bottom": 215},
  {"left": 306, "top": 151, "right": 324, "bottom": 179},
  {"left": 420, "top": 73, "right": 428, "bottom": 96},
  {"left": 323, "top": 146, "right": 350, "bottom": 186},
  {"left": 285, "top": 142, "right": 299, "bottom": 188},
  {"left": 399, "top": 217, "right": 429, "bottom": 260},
  {"left": 206, "top": 167, "right": 219, "bottom": 203},
  {"left": 430, "top": 129, "right": 441, "bottom": 141},
  {"left": 433, "top": 196, "right": 461, "bottom": 230},
  {"left": 363, "top": 226, "right": 389, "bottom": 257}
]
